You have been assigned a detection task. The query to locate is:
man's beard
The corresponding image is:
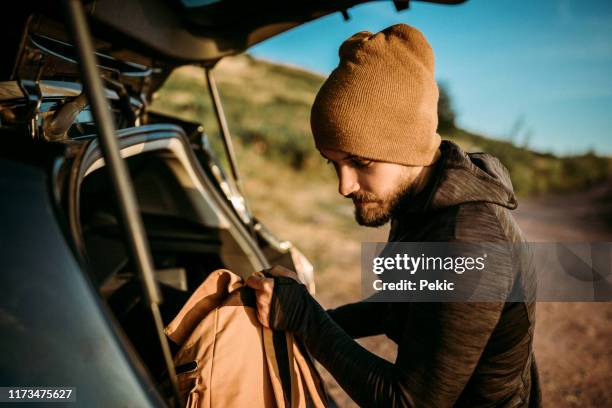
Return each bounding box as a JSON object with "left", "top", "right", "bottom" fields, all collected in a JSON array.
[{"left": 349, "top": 178, "right": 414, "bottom": 227}]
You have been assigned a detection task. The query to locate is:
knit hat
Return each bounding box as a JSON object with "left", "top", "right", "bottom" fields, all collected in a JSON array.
[{"left": 310, "top": 23, "right": 441, "bottom": 166}]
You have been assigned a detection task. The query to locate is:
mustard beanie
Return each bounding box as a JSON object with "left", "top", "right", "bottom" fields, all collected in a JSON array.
[{"left": 310, "top": 23, "right": 441, "bottom": 166}]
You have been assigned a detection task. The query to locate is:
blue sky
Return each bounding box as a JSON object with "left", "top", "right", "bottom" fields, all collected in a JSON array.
[{"left": 250, "top": 0, "right": 612, "bottom": 156}]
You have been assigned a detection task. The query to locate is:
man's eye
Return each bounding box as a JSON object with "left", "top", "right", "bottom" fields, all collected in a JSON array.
[{"left": 351, "top": 157, "right": 373, "bottom": 168}]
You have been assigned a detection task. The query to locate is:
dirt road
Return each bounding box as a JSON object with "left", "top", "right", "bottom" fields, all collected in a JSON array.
[{"left": 512, "top": 181, "right": 612, "bottom": 407}]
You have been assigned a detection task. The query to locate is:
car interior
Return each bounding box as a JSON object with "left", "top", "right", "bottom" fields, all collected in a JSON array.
[{"left": 70, "top": 123, "right": 268, "bottom": 382}]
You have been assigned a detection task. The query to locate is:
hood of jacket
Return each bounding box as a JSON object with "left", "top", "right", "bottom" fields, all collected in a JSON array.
[{"left": 401, "top": 140, "right": 518, "bottom": 213}]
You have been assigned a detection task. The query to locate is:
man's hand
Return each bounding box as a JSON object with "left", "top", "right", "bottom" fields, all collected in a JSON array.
[{"left": 245, "top": 265, "right": 302, "bottom": 328}]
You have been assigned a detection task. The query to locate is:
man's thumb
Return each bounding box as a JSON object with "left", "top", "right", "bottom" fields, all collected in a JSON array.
[{"left": 245, "top": 274, "right": 264, "bottom": 290}]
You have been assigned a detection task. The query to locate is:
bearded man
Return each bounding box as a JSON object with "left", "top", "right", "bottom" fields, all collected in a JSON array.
[{"left": 247, "top": 23, "right": 541, "bottom": 408}]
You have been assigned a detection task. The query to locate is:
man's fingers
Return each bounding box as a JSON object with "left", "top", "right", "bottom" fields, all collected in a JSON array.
[
  {"left": 255, "top": 292, "right": 271, "bottom": 328},
  {"left": 257, "top": 310, "right": 270, "bottom": 328},
  {"left": 267, "top": 265, "right": 300, "bottom": 282},
  {"left": 247, "top": 275, "right": 274, "bottom": 291},
  {"left": 245, "top": 274, "right": 266, "bottom": 290},
  {"left": 247, "top": 274, "right": 273, "bottom": 328}
]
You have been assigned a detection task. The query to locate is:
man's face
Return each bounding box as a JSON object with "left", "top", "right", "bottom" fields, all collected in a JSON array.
[{"left": 320, "top": 148, "right": 428, "bottom": 227}]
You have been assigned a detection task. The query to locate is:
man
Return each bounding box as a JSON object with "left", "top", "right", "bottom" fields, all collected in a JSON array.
[{"left": 246, "top": 23, "right": 541, "bottom": 407}]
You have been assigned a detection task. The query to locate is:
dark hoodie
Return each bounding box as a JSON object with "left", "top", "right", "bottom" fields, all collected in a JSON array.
[{"left": 268, "top": 140, "right": 541, "bottom": 407}]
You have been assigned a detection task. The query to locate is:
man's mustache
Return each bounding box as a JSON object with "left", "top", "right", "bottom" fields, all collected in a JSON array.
[{"left": 348, "top": 191, "right": 379, "bottom": 204}]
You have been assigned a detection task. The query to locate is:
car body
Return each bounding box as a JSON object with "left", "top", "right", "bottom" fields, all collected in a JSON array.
[{"left": 0, "top": 1, "right": 466, "bottom": 406}]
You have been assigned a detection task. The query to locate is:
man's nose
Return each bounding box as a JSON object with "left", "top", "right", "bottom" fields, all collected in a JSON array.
[{"left": 338, "top": 166, "right": 359, "bottom": 197}]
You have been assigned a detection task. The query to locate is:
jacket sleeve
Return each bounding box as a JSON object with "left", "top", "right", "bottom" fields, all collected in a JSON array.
[
  {"left": 326, "top": 299, "right": 389, "bottom": 339},
  {"left": 270, "top": 276, "right": 505, "bottom": 407}
]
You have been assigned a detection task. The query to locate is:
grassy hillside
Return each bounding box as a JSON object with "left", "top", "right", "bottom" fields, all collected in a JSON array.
[{"left": 151, "top": 54, "right": 611, "bottom": 197}]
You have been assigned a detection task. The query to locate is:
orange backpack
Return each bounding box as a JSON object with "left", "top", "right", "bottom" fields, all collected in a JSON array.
[{"left": 164, "top": 269, "right": 330, "bottom": 408}]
